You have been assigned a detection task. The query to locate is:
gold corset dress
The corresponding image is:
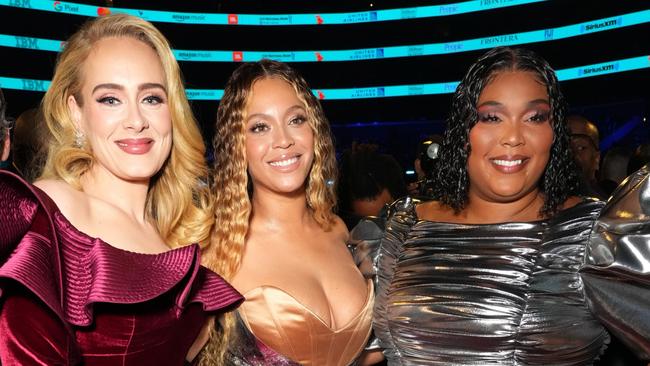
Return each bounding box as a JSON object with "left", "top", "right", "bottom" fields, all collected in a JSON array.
[{"left": 239, "top": 280, "right": 373, "bottom": 366}]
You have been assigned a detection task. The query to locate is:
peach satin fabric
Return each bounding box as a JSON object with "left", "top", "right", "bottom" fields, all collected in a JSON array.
[{"left": 239, "top": 280, "right": 373, "bottom": 366}]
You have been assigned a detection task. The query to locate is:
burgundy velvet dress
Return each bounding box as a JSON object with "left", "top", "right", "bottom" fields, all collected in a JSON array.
[{"left": 0, "top": 171, "right": 244, "bottom": 365}]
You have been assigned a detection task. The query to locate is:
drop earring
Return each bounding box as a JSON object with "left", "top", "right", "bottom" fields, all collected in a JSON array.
[{"left": 74, "top": 129, "right": 85, "bottom": 148}]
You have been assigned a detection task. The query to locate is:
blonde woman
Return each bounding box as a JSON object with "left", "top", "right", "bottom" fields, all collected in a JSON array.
[
  {"left": 0, "top": 14, "right": 241, "bottom": 365},
  {"left": 203, "top": 59, "right": 373, "bottom": 365}
]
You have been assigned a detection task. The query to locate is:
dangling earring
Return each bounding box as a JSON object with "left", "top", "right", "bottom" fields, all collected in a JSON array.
[{"left": 74, "top": 129, "right": 85, "bottom": 148}]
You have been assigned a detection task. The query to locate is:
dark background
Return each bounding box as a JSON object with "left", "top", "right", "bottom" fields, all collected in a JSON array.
[{"left": 1, "top": 0, "right": 649, "bottom": 172}]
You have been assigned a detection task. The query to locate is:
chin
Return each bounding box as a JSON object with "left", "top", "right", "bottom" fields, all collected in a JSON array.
[
  {"left": 271, "top": 180, "right": 307, "bottom": 194},
  {"left": 118, "top": 168, "right": 161, "bottom": 182}
]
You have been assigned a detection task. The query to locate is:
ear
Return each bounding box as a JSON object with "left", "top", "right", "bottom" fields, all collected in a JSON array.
[
  {"left": 67, "top": 95, "right": 83, "bottom": 131},
  {"left": 1, "top": 134, "right": 10, "bottom": 162}
]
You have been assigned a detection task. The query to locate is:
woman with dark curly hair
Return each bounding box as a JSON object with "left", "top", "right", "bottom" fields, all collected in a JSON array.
[{"left": 351, "top": 47, "right": 650, "bottom": 365}]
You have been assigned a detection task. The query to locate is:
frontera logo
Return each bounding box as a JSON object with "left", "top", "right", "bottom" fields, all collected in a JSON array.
[
  {"left": 315, "top": 52, "right": 324, "bottom": 62},
  {"left": 315, "top": 15, "right": 324, "bottom": 24},
  {"left": 53, "top": 1, "right": 62, "bottom": 11},
  {"left": 317, "top": 90, "right": 325, "bottom": 99}
]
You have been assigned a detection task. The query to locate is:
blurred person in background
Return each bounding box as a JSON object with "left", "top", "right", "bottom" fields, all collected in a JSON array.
[
  {"left": 11, "top": 107, "right": 49, "bottom": 181},
  {"left": 407, "top": 134, "right": 442, "bottom": 198},
  {"left": 567, "top": 114, "right": 606, "bottom": 198},
  {"left": 628, "top": 143, "right": 650, "bottom": 176},
  {"left": 599, "top": 145, "right": 631, "bottom": 196},
  {"left": 0, "top": 89, "right": 15, "bottom": 171},
  {"left": 338, "top": 144, "right": 408, "bottom": 229}
]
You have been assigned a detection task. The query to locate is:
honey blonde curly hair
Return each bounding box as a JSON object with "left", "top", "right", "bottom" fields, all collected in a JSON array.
[{"left": 200, "top": 59, "right": 337, "bottom": 364}]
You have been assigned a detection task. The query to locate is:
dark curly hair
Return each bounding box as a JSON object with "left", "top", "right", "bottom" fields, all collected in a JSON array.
[{"left": 432, "top": 47, "right": 579, "bottom": 218}]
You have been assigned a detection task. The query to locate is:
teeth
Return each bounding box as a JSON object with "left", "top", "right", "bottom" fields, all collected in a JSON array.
[
  {"left": 269, "top": 157, "right": 298, "bottom": 167},
  {"left": 492, "top": 159, "right": 522, "bottom": 167}
]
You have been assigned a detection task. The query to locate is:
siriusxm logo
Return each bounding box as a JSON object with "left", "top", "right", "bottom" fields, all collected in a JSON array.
[
  {"left": 578, "top": 63, "right": 618, "bottom": 76},
  {"left": 377, "top": 87, "right": 385, "bottom": 97},
  {"left": 580, "top": 18, "right": 620, "bottom": 33},
  {"left": 376, "top": 48, "right": 384, "bottom": 58}
]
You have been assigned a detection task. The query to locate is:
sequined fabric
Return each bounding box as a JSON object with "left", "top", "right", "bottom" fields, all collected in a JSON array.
[{"left": 355, "top": 166, "right": 650, "bottom": 365}]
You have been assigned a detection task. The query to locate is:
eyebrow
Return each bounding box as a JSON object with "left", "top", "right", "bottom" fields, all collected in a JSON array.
[
  {"left": 477, "top": 99, "right": 550, "bottom": 109},
  {"left": 91, "top": 82, "right": 166, "bottom": 94},
  {"left": 246, "top": 105, "right": 306, "bottom": 122}
]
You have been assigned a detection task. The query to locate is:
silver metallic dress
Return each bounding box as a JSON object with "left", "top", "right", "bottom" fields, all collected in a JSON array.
[{"left": 350, "top": 166, "right": 650, "bottom": 365}]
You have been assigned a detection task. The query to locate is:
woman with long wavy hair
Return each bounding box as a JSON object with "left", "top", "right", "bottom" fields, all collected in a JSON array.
[
  {"left": 0, "top": 14, "right": 242, "bottom": 365},
  {"left": 202, "top": 59, "right": 374, "bottom": 365}
]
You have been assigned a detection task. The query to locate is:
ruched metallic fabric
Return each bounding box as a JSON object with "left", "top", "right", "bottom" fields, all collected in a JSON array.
[
  {"left": 353, "top": 166, "right": 650, "bottom": 366},
  {"left": 232, "top": 280, "right": 373, "bottom": 366}
]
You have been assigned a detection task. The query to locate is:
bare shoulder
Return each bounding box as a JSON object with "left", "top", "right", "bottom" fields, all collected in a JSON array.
[
  {"left": 415, "top": 200, "right": 454, "bottom": 222},
  {"left": 329, "top": 214, "right": 350, "bottom": 242},
  {"left": 33, "top": 179, "right": 87, "bottom": 216},
  {"left": 561, "top": 195, "right": 584, "bottom": 210}
]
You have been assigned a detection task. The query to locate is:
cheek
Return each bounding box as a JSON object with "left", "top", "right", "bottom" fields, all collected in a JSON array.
[
  {"left": 149, "top": 105, "right": 172, "bottom": 131},
  {"left": 83, "top": 106, "right": 120, "bottom": 136},
  {"left": 468, "top": 125, "right": 493, "bottom": 157},
  {"left": 295, "top": 127, "right": 315, "bottom": 150},
  {"left": 529, "top": 126, "right": 554, "bottom": 158},
  {"left": 245, "top": 137, "right": 268, "bottom": 165}
]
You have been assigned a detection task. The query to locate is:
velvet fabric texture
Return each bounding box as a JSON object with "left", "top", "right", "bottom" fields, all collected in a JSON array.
[{"left": 0, "top": 171, "right": 243, "bottom": 365}]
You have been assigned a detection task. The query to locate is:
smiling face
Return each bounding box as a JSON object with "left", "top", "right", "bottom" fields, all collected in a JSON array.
[
  {"left": 245, "top": 77, "right": 314, "bottom": 196},
  {"left": 68, "top": 36, "right": 172, "bottom": 183},
  {"left": 466, "top": 71, "right": 554, "bottom": 204}
]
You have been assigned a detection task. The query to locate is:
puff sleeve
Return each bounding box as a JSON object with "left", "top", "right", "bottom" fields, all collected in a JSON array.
[{"left": 581, "top": 165, "right": 650, "bottom": 360}]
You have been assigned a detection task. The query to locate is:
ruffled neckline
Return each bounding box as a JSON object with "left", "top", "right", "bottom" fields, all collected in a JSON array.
[{"left": 0, "top": 170, "right": 242, "bottom": 327}]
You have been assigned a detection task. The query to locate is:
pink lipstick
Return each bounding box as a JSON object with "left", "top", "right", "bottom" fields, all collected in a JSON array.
[{"left": 115, "top": 138, "right": 154, "bottom": 155}]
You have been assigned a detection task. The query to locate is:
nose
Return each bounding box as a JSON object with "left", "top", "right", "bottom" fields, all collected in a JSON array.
[
  {"left": 124, "top": 103, "right": 149, "bottom": 132},
  {"left": 499, "top": 120, "right": 524, "bottom": 147},
  {"left": 273, "top": 124, "right": 294, "bottom": 149}
]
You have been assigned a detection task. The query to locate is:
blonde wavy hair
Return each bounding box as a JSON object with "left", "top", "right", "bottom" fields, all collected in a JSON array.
[
  {"left": 199, "top": 59, "right": 337, "bottom": 364},
  {"left": 39, "top": 13, "right": 213, "bottom": 249}
]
